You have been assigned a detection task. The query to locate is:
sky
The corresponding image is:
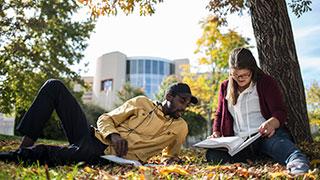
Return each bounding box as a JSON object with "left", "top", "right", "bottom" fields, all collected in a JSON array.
[{"left": 80, "top": 0, "right": 320, "bottom": 87}]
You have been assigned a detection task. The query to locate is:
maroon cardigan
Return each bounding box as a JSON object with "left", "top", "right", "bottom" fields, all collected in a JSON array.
[{"left": 212, "top": 73, "right": 288, "bottom": 136}]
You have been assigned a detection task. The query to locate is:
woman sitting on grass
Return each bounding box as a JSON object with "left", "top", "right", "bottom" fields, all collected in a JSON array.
[{"left": 206, "top": 47, "right": 309, "bottom": 175}]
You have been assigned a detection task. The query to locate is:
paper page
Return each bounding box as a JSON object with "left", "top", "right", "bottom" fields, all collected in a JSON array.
[
  {"left": 193, "top": 136, "right": 244, "bottom": 152},
  {"left": 229, "top": 132, "right": 261, "bottom": 156},
  {"left": 101, "top": 155, "right": 142, "bottom": 167}
]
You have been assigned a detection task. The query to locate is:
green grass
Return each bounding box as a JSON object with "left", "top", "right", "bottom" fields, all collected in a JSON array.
[{"left": 0, "top": 134, "right": 67, "bottom": 152}]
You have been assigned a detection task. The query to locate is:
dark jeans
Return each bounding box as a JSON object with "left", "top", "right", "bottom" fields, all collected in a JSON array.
[
  {"left": 15, "top": 79, "right": 107, "bottom": 165},
  {"left": 206, "top": 128, "right": 309, "bottom": 166}
]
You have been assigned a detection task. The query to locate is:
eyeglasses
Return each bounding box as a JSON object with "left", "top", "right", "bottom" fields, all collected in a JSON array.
[{"left": 230, "top": 71, "right": 252, "bottom": 80}]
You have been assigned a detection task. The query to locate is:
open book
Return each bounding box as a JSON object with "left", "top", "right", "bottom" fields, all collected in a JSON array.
[
  {"left": 193, "top": 132, "right": 261, "bottom": 156},
  {"left": 100, "top": 155, "right": 142, "bottom": 167}
]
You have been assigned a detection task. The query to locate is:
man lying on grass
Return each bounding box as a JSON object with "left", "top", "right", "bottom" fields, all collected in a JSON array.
[{"left": 0, "top": 79, "right": 198, "bottom": 165}]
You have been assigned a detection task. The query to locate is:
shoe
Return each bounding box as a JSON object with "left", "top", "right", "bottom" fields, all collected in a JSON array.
[
  {"left": 0, "top": 151, "right": 18, "bottom": 162},
  {"left": 286, "top": 160, "right": 309, "bottom": 175}
]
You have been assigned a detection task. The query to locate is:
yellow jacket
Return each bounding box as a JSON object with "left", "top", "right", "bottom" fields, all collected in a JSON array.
[{"left": 94, "top": 96, "right": 188, "bottom": 162}]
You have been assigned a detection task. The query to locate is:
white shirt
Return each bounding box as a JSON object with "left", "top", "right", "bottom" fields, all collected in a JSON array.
[{"left": 227, "top": 82, "right": 266, "bottom": 138}]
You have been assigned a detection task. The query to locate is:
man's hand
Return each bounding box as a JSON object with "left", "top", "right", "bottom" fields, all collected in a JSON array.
[
  {"left": 207, "top": 131, "right": 221, "bottom": 139},
  {"left": 259, "top": 117, "right": 280, "bottom": 138},
  {"left": 109, "top": 133, "right": 128, "bottom": 157}
]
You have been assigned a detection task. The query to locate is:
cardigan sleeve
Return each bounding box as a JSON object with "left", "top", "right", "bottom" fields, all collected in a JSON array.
[{"left": 212, "top": 81, "right": 227, "bottom": 132}]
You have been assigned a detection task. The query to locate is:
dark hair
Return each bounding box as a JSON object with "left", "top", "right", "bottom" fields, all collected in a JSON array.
[{"left": 226, "top": 48, "right": 264, "bottom": 105}]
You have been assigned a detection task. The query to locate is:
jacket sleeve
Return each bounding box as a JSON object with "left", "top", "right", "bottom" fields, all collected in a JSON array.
[
  {"left": 96, "top": 98, "right": 138, "bottom": 141},
  {"left": 213, "top": 82, "right": 226, "bottom": 133},
  {"left": 262, "top": 76, "right": 287, "bottom": 126},
  {"left": 161, "top": 121, "right": 188, "bottom": 158}
]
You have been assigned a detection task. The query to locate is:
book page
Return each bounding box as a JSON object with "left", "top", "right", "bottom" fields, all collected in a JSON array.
[
  {"left": 193, "top": 136, "right": 244, "bottom": 152},
  {"left": 100, "top": 155, "right": 142, "bottom": 167},
  {"left": 229, "top": 132, "right": 261, "bottom": 156}
]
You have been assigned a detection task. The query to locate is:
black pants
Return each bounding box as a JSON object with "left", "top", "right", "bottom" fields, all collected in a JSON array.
[{"left": 15, "top": 79, "right": 107, "bottom": 165}]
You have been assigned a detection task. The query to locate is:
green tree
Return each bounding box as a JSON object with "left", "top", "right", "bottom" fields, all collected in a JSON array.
[
  {"left": 114, "top": 82, "right": 145, "bottom": 108},
  {"left": 0, "top": 0, "right": 95, "bottom": 115},
  {"left": 306, "top": 81, "right": 320, "bottom": 119},
  {"left": 154, "top": 75, "right": 179, "bottom": 101},
  {"left": 182, "top": 111, "right": 207, "bottom": 137},
  {"left": 82, "top": 103, "right": 106, "bottom": 126},
  {"left": 183, "top": 17, "right": 248, "bottom": 136},
  {"left": 207, "top": 0, "right": 313, "bottom": 142},
  {"left": 78, "top": 0, "right": 164, "bottom": 17}
]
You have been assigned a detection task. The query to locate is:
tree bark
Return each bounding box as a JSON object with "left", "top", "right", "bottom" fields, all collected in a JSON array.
[{"left": 249, "top": 0, "right": 312, "bottom": 142}]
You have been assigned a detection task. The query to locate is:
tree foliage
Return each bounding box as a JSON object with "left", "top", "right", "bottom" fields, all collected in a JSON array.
[
  {"left": 82, "top": 103, "right": 106, "bottom": 126},
  {"left": 154, "top": 75, "right": 179, "bottom": 101},
  {"left": 306, "top": 81, "right": 320, "bottom": 118},
  {"left": 78, "top": 0, "right": 164, "bottom": 17},
  {"left": 183, "top": 16, "right": 248, "bottom": 118},
  {"left": 179, "top": 18, "right": 248, "bottom": 136},
  {"left": 207, "top": 0, "right": 312, "bottom": 19},
  {"left": 0, "top": 0, "right": 95, "bottom": 114},
  {"left": 114, "top": 82, "right": 145, "bottom": 108},
  {"left": 182, "top": 111, "right": 207, "bottom": 138},
  {"left": 79, "top": 0, "right": 312, "bottom": 18}
]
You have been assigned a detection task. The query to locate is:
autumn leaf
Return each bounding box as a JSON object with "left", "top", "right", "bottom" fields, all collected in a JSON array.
[
  {"left": 159, "top": 165, "right": 190, "bottom": 176},
  {"left": 310, "top": 159, "right": 320, "bottom": 168},
  {"left": 268, "top": 172, "right": 287, "bottom": 179},
  {"left": 83, "top": 166, "right": 95, "bottom": 173}
]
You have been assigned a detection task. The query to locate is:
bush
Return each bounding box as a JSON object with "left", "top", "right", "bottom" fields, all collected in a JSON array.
[
  {"left": 182, "top": 111, "right": 207, "bottom": 137},
  {"left": 81, "top": 103, "right": 107, "bottom": 127}
]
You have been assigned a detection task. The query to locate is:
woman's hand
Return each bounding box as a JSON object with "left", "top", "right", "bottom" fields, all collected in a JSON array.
[
  {"left": 207, "top": 131, "right": 221, "bottom": 139},
  {"left": 259, "top": 117, "right": 280, "bottom": 138}
]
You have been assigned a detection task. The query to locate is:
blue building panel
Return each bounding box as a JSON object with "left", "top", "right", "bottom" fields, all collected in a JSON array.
[{"left": 126, "top": 57, "right": 175, "bottom": 98}]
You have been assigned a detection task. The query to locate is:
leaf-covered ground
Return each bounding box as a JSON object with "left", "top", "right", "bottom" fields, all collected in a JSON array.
[{"left": 0, "top": 134, "right": 319, "bottom": 179}]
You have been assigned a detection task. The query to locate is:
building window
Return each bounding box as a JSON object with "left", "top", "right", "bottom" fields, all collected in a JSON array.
[
  {"left": 159, "top": 61, "right": 164, "bottom": 75},
  {"left": 138, "top": 60, "right": 144, "bottom": 74},
  {"left": 130, "top": 60, "right": 137, "bottom": 74},
  {"left": 152, "top": 60, "right": 158, "bottom": 74},
  {"left": 170, "top": 63, "right": 175, "bottom": 74},
  {"left": 145, "top": 60, "right": 151, "bottom": 74},
  {"left": 101, "top": 79, "right": 113, "bottom": 92},
  {"left": 126, "top": 60, "right": 130, "bottom": 74}
]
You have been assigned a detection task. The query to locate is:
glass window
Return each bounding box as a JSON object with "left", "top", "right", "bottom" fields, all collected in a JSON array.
[
  {"left": 137, "top": 75, "right": 144, "bottom": 87},
  {"left": 145, "top": 85, "right": 151, "bottom": 97},
  {"left": 159, "top": 61, "right": 164, "bottom": 75},
  {"left": 129, "top": 75, "right": 135, "bottom": 85},
  {"left": 170, "top": 63, "right": 175, "bottom": 74},
  {"left": 164, "top": 62, "right": 169, "bottom": 75},
  {"left": 152, "top": 60, "right": 158, "bottom": 74},
  {"left": 130, "top": 60, "right": 137, "bottom": 74},
  {"left": 101, "top": 79, "right": 113, "bottom": 92},
  {"left": 126, "top": 60, "right": 130, "bottom": 74},
  {"left": 145, "top": 60, "right": 151, "bottom": 74},
  {"left": 138, "top": 60, "right": 144, "bottom": 74}
]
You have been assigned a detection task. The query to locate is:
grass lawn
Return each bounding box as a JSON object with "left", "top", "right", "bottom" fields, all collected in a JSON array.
[{"left": 0, "top": 134, "right": 319, "bottom": 179}]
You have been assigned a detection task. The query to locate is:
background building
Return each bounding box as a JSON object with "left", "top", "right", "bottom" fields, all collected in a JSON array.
[
  {"left": 89, "top": 51, "right": 189, "bottom": 110},
  {"left": 0, "top": 113, "right": 14, "bottom": 136}
]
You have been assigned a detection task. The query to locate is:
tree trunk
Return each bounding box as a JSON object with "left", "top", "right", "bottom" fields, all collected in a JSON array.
[{"left": 249, "top": 0, "right": 312, "bottom": 142}]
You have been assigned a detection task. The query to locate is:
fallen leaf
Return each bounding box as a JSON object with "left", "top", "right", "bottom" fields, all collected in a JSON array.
[{"left": 159, "top": 165, "right": 189, "bottom": 176}]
